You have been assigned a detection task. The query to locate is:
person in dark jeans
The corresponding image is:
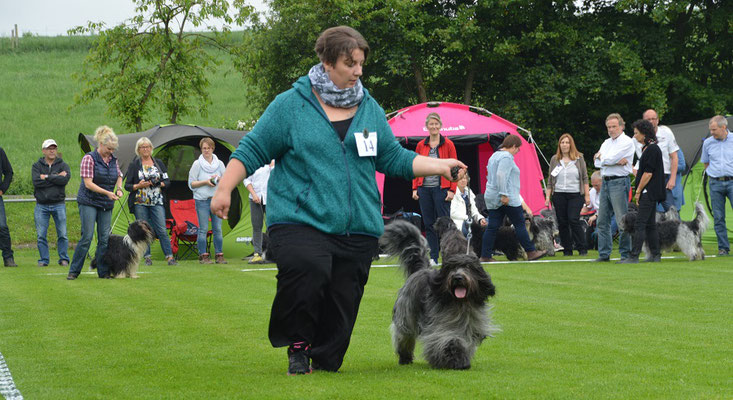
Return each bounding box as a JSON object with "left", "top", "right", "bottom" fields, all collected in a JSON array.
[
  {"left": 618, "top": 120, "right": 664, "bottom": 264},
  {"left": 0, "top": 146, "right": 16, "bottom": 267},
  {"left": 412, "top": 112, "right": 458, "bottom": 265},
  {"left": 32, "top": 139, "right": 71, "bottom": 267}
]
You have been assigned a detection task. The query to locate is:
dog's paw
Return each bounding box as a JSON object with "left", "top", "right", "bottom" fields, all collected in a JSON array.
[{"left": 398, "top": 353, "right": 413, "bottom": 365}]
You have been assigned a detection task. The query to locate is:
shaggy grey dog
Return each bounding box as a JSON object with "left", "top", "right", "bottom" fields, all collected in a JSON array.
[
  {"left": 433, "top": 216, "right": 473, "bottom": 257},
  {"left": 528, "top": 213, "right": 557, "bottom": 256},
  {"left": 380, "top": 220, "right": 496, "bottom": 369},
  {"left": 620, "top": 202, "right": 709, "bottom": 261}
]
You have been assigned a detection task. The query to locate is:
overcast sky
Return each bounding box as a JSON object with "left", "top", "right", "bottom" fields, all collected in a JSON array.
[{"left": 0, "top": 0, "right": 268, "bottom": 37}]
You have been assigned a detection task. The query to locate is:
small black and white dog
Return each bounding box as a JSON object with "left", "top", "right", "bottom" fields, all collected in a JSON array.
[
  {"left": 380, "top": 220, "right": 497, "bottom": 370},
  {"left": 620, "top": 202, "right": 709, "bottom": 261},
  {"left": 91, "top": 220, "right": 155, "bottom": 278}
]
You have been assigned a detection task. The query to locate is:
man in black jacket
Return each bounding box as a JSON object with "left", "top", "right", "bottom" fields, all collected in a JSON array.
[
  {"left": 32, "top": 139, "right": 71, "bottom": 267},
  {"left": 0, "top": 146, "right": 16, "bottom": 266}
]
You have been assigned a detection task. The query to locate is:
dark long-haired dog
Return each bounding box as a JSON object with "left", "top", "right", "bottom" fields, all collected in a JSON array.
[
  {"left": 380, "top": 220, "right": 497, "bottom": 369},
  {"left": 433, "top": 216, "right": 472, "bottom": 258},
  {"left": 620, "top": 202, "right": 709, "bottom": 261},
  {"left": 468, "top": 213, "right": 555, "bottom": 260},
  {"left": 91, "top": 220, "right": 155, "bottom": 278}
]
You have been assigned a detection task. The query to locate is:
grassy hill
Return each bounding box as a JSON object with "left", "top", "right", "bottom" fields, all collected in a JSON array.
[{"left": 0, "top": 35, "right": 255, "bottom": 244}]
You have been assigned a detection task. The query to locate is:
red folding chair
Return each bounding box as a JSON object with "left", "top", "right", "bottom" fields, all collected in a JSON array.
[{"left": 168, "top": 199, "right": 212, "bottom": 260}]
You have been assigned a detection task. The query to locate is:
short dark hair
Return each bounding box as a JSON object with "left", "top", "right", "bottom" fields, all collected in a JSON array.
[
  {"left": 632, "top": 119, "right": 656, "bottom": 145},
  {"left": 501, "top": 134, "right": 522, "bottom": 149},
  {"left": 315, "top": 26, "right": 370, "bottom": 66}
]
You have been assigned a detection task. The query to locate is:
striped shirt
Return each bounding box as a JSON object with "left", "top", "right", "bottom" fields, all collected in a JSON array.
[{"left": 80, "top": 154, "right": 122, "bottom": 178}]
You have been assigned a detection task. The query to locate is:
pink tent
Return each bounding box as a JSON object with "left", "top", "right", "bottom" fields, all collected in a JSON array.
[{"left": 380, "top": 102, "right": 546, "bottom": 215}]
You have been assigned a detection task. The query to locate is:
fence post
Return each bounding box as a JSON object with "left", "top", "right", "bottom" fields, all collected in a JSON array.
[{"left": 13, "top": 24, "right": 19, "bottom": 49}]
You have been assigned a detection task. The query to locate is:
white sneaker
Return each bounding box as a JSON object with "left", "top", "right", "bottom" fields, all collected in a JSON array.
[{"left": 429, "top": 259, "right": 438, "bottom": 267}]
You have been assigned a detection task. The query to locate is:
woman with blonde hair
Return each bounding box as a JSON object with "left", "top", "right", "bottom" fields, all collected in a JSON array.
[
  {"left": 545, "top": 133, "right": 590, "bottom": 256},
  {"left": 124, "top": 137, "right": 177, "bottom": 266},
  {"left": 412, "top": 112, "right": 458, "bottom": 265},
  {"left": 188, "top": 137, "right": 227, "bottom": 264},
  {"left": 67, "top": 125, "right": 124, "bottom": 280}
]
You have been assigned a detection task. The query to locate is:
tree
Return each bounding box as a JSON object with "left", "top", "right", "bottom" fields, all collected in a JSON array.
[{"left": 71, "top": 0, "right": 251, "bottom": 131}]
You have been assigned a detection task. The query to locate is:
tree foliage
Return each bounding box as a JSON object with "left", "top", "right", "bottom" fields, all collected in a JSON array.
[
  {"left": 71, "top": 0, "right": 252, "bottom": 131},
  {"left": 234, "top": 0, "right": 731, "bottom": 159}
]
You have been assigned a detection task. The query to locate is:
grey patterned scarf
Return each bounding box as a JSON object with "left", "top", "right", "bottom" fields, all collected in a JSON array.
[{"left": 308, "top": 63, "right": 364, "bottom": 109}]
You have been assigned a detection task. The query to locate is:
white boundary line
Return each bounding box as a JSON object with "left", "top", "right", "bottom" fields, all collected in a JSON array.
[
  {"left": 239, "top": 255, "right": 704, "bottom": 272},
  {"left": 0, "top": 351, "right": 23, "bottom": 400}
]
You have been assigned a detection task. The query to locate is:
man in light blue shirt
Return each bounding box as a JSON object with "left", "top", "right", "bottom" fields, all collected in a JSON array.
[{"left": 701, "top": 115, "right": 733, "bottom": 256}]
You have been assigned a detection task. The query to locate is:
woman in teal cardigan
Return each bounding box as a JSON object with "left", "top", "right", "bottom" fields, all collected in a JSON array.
[{"left": 211, "top": 26, "right": 465, "bottom": 375}]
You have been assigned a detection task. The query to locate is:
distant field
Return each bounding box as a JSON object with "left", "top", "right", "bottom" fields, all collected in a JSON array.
[
  {"left": 0, "top": 249, "right": 731, "bottom": 399},
  {"left": 0, "top": 36, "right": 255, "bottom": 244}
]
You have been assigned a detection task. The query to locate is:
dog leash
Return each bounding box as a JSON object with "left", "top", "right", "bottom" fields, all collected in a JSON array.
[{"left": 464, "top": 187, "right": 473, "bottom": 255}]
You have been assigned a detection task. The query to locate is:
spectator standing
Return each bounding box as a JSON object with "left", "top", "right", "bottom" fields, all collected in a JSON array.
[
  {"left": 210, "top": 26, "right": 465, "bottom": 375},
  {"left": 32, "top": 139, "right": 71, "bottom": 267},
  {"left": 243, "top": 160, "right": 274, "bottom": 264},
  {"left": 188, "top": 138, "right": 227, "bottom": 264},
  {"left": 619, "top": 120, "right": 665, "bottom": 264},
  {"left": 124, "top": 137, "right": 177, "bottom": 266},
  {"left": 701, "top": 115, "right": 733, "bottom": 257},
  {"left": 0, "top": 146, "right": 16, "bottom": 267},
  {"left": 480, "top": 135, "right": 546, "bottom": 262},
  {"left": 67, "top": 126, "right": 123, "bottom": 280},
  {"left": 545, "top": 133, "right": 590, "bottom": 256},
  {"left": 593, "top": 113, "right": 635, "bottom": 262},
  {"left": 412, "top": 112, "right": 458, "bottom": 265},
  {"left": 638, "top": 109, "right": 680, "bottom": 211}
]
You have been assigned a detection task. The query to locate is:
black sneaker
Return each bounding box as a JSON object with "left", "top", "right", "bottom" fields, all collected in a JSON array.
[
  {"left": 66, "top": 273, "right": 78, "bottom": 280},
  {"left": 287, "top": 344, "right": 311, "bottom": 376}
]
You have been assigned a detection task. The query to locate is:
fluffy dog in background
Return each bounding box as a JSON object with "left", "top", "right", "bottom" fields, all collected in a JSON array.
[
  {"left": 380, "top": 220, "right": 497, "bottom": 370},
  {"left": 433, "top": 216, "right": 472, "bottom": 258},
  {"left": 468, "top": 213, "right": 555, "bottom": 260},
  {"left": 91, "top": 220, "right": 155, "bottom": 278},
  {"left": 620, "top": 202, "right": 709, "bottom": 261}
]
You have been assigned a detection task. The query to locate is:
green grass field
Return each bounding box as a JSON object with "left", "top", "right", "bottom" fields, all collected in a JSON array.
[{"left": 1, "top": 249, "right": 731, "bottom": 399}]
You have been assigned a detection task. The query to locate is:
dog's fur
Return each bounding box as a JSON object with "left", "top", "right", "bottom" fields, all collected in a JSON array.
[
  {"left": 380, "top": 220, "right": 496, "bottom": 369},
  {"left": 91, "top": 220, "right": 155, "bottom": 278},
  {"left": 433, "top": 216, "right": 473, "bottom": 258},
  {"left": 620, "top": 202, "right": 709, "bottom": 261},
  {"left": 467, "top": 213, "right": 556, "bottom": 260}
]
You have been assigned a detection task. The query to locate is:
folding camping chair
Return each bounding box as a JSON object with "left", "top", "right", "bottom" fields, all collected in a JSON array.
[{"left": 167, "top": 199, "right": 212, "bottom": 260}]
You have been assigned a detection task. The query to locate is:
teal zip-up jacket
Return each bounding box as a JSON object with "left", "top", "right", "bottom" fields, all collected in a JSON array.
[{"left": 230, "top": 76, "right": 417, "bottom": 237}]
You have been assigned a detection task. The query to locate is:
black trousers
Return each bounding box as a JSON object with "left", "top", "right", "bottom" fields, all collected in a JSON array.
[
  {"left": 551, "top": 192, "right": 586, "bottom": 253},
  {"left": 267, "top": 224, "right": 377, "bottom": 371},
  {"left": 630, "top": 193, "right": 660, "bottom": 259}
]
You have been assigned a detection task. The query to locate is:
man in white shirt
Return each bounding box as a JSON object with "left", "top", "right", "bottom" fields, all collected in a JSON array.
[
  {"left": 593, "top": 113, "right": 635, "bottom": 262},
  {"left": 640, "top": 109, "right": 680, "bottom": 211},
  {"left": 243, "top": 160, "right": 274, "bottom": 264}
]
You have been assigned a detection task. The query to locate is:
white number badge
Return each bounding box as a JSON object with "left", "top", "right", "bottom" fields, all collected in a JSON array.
[{"left": 354, "top": 129, "right": 378, "bottom": 157}]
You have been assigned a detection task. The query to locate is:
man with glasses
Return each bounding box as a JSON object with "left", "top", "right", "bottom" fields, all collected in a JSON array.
[{"left": 32, "top": 139, "right": 71, "bottom": 267}]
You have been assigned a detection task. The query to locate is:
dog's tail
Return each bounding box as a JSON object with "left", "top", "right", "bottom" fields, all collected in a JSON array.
[
  {"left": 693, "top": 202, "right": 710, "bottom": 233},
  {"left": 379, "top": 220, "right": 430, "bottom": 277}
]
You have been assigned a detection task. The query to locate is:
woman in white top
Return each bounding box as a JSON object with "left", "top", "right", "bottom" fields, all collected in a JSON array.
[
  {"left": 188, "top": 138, "right": 227, "bottom": 264},
  {"left": 545, "top": 133, "right": 590, "bottom": 256},
  {"left": 450, "top": 172, "right": 486, "bottom": 235},
  {"left": 243, "top": 160, "right": 274, "bottom": 264}
]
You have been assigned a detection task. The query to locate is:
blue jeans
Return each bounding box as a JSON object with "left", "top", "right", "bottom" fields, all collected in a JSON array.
[
  {"left": 709, "top": 179, "right": 733, "bottom": 252},
  {"left": 34, "top": 202, "right": 69, "bottom": 264},
  {"left": 195, "top": 198, "right": 223, "bottom": 255},
  {"left": 481, "top": 205, "right": 536, "bottom": 258},
  {"left": 0, "top": 197, "right": 13, "bottom": 260},
  {"left": 69, "top": 204, "right": 112, "bottom": 277},
  {"left": 597, "top": 177, "right": 631, "bottom": 259},
  {"left": 133, "top": 204, "right": 173, "bottom": 258},
  {"left": 417, "top": 186, "right": 450, "bottom": 263}
]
